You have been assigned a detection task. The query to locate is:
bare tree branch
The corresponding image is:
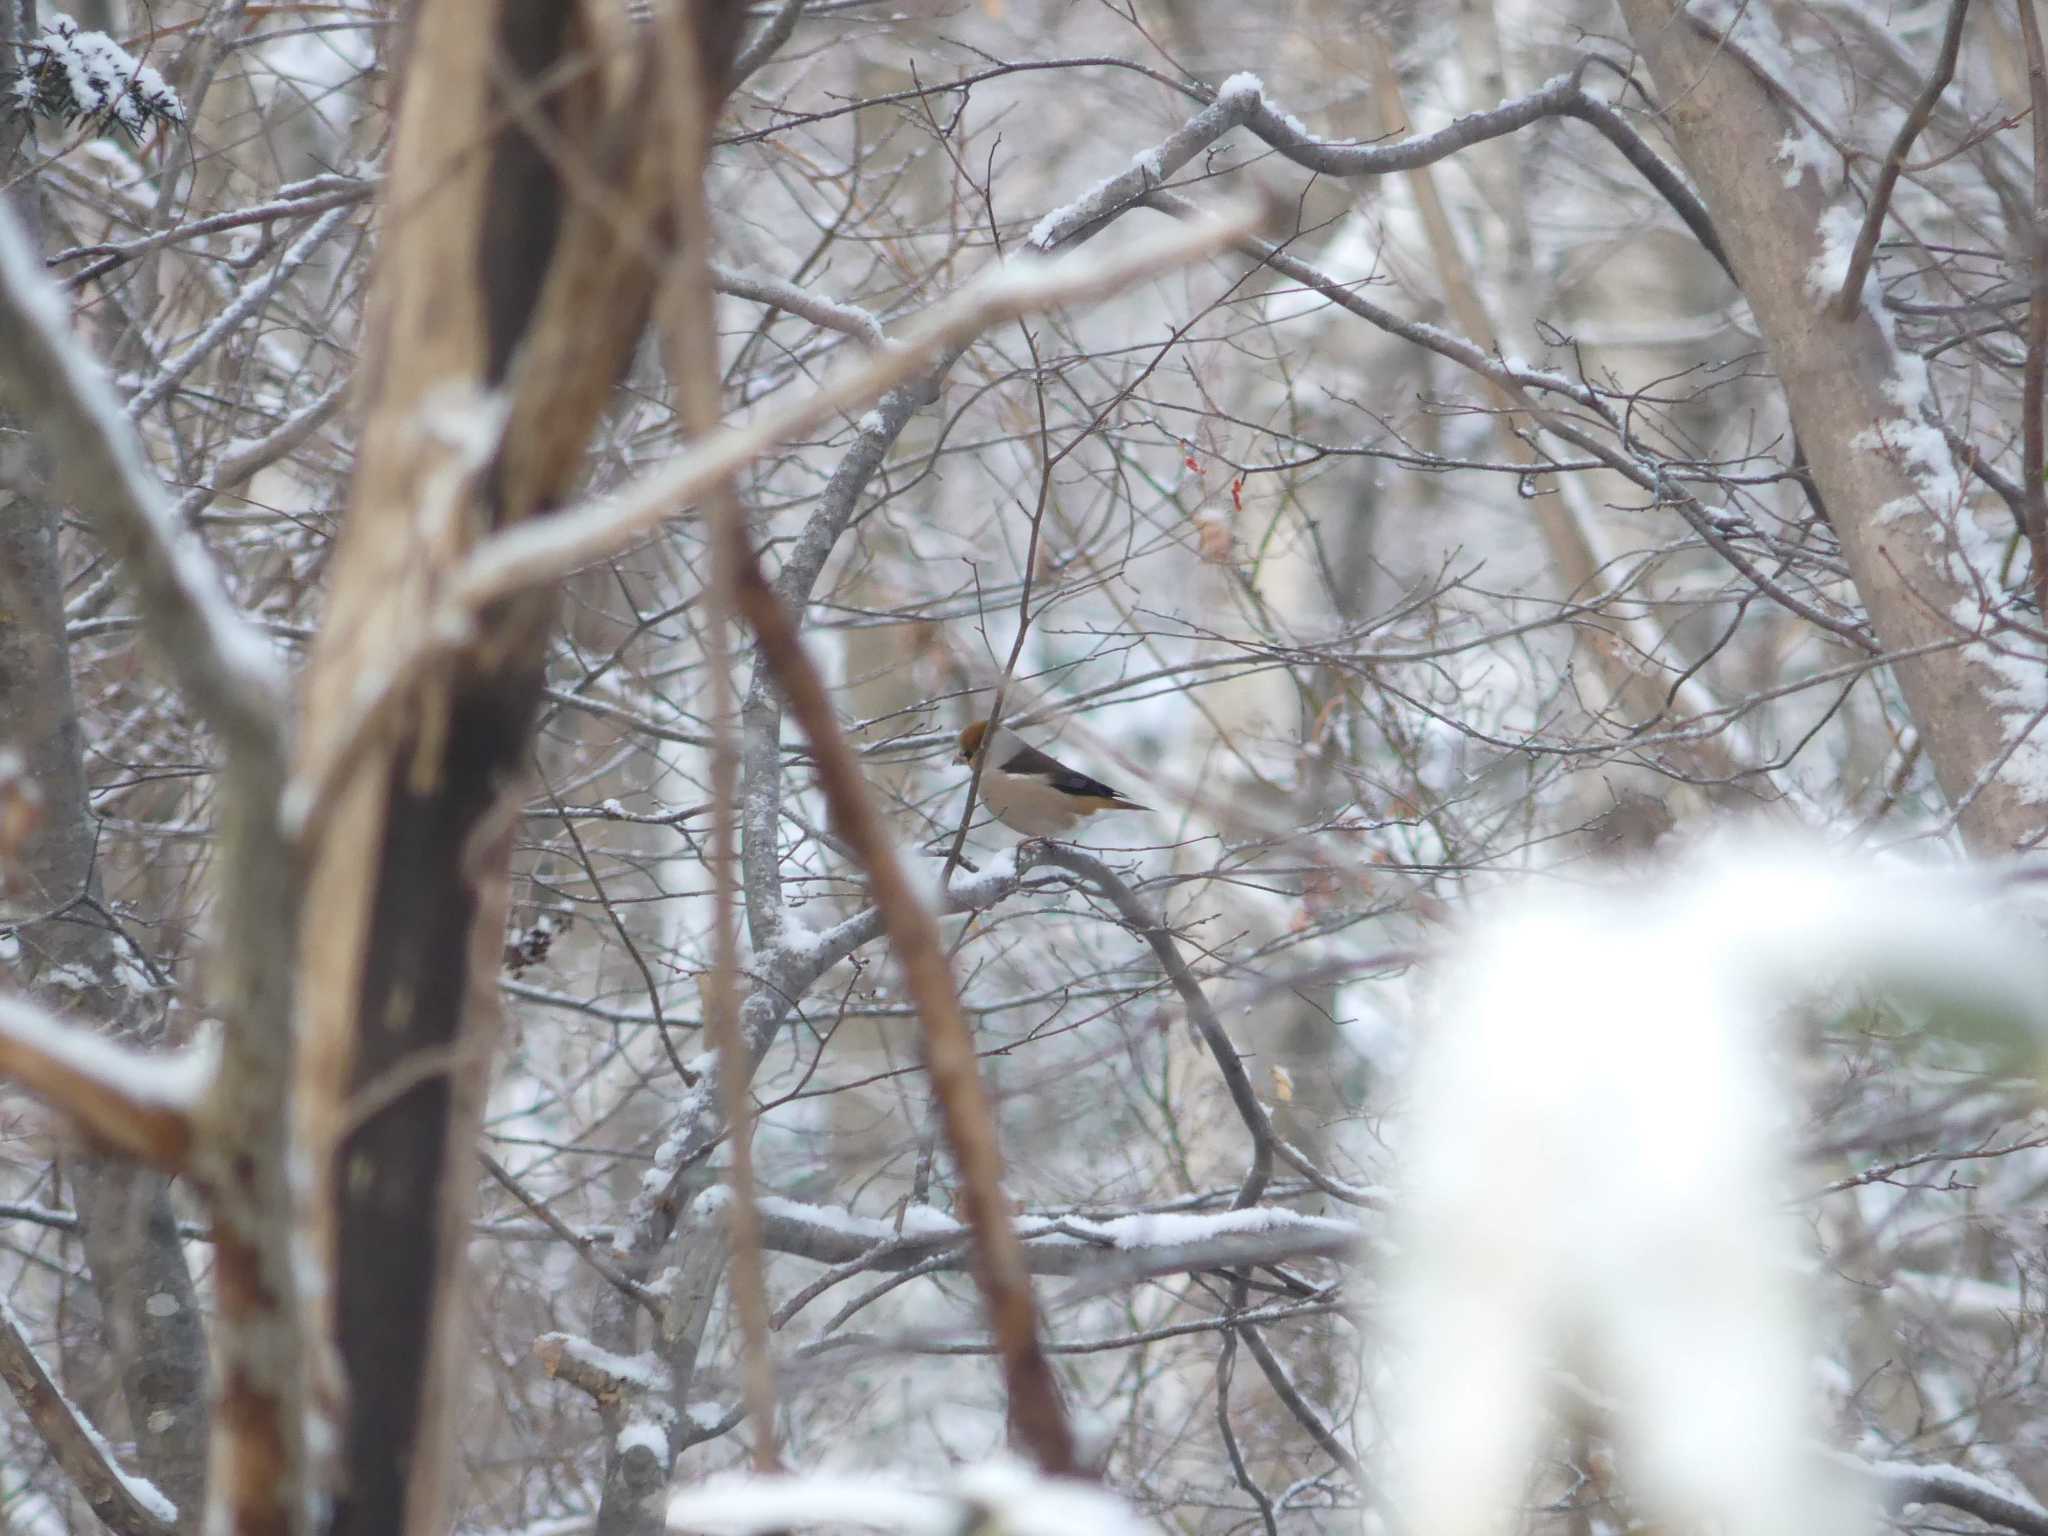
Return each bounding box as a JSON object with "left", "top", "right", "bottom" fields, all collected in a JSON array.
[
  {"left": 1830, "top": 0, "right": 1970, "bottom": 318},
  {"left": 0, "top": 995, "right": 201, "bottom": 1168},
  {"left": 0, "top": 200, "right": 286, "bottom": 771}
]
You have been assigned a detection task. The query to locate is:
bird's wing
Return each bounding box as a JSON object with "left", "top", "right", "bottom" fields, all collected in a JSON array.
[{"left": 996, "top": 740, "right": 1139, "bottom": 804}]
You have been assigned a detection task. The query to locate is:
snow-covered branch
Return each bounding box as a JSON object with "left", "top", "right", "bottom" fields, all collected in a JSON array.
[
  {"left": 0, "top": 1300, "right": 176, "bottom": 1536},
  {"left": 0, "top": 995, "right": 207, "bottom": 1168},
  {"left": 450, "top": 195, "right": 1267, "bottom": 610},
  {"left": 1858, "top": 1458, "right": 2048, "bottom": 1536},
  {"left": 710, "top": 262, "right": 888, "bottom": 349},
  {"left": 668, "top": 1459, "right": 1148, "bottom": 1536},
  {"left": 0, "top": 199, "right": 286, "bottom": 770},
  {"left": 711, "top": 1189, "right": 1359, "bottom": 1281}
]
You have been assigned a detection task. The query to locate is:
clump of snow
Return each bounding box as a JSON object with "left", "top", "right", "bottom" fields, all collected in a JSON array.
[
  {"left": 764, "top": 907, "right": 825, "bottom": 964},
  {"left": 1383, "top": 837, "right": 2048, "bottom": 1536},
  {"left": 535, "top": 1332, "right": 666, "bottom": 1393},
  {"left": 1807, "top": 203, "right": 1861, "bottom": 310},
  {"left": 895, "top": 1203, "right": 962, "bottom": 1238},
  {"left": 684, "top": 1400, "right": 728, "bottom": 1432},
  {"left": 1776, "top": 126, "right": 1831, "bottom": 189},
  {"left": 1215, "top": 71, "right": 1265, "bottom": 104},
  {"left": 0, "top": 994, "right": 217, "bottom": 1112},
  {"left": 615, "top": 1417, "right": 668, "bottom": 1461},
  {"left": 1853, "top": 404, "right": 1961, "bottom": 526},
  {"left": 8, "top": 13, "right": 185, "bottom": 139},
  {"left": 0, "top": 1299, "right": 179, "bottom": 1523},
  {"left": 1944, "top": 506, "right": 2048, "bottom": 801},
  {"left": 943, "top": 846, "right": 1017, "bottom": 908},
  {"left": 1027, "top": 168, "right": 1123, "bottom": 251},
  {"left": 1072, "top": 1206, "right": 1350, "bottom": 1250}
]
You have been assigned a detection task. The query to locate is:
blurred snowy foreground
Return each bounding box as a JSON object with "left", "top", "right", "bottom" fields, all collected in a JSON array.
[{"left": 667, "top": 838, "right": 2048, "bottom": 1536}]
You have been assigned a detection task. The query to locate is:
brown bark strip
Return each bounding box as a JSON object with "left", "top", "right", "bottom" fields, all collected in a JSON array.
[
  {"left": 297, "top": 7, "right": 749, "bottom": 1535},
  {"left": 723, "top": 518, "right": 1078, "bottom": 1474},
  {"left": 207, "top": 1227, "right": 296, "bottom": 1536},
  {"left": 651, "top": 0, "right": 783, "bottom": 1474}
]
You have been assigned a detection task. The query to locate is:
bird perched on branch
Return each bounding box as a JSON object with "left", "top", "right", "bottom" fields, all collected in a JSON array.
[{"left": 955, "top": 718, "right": 1148, "bottom": 838}]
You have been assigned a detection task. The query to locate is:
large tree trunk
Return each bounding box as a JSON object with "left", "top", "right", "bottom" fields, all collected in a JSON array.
[
  {"left": 1618, "top": 0, "right": 2047, "bottom": 854},
  {"left": 292, "top": 7, "right": 744, "bottom": 1534}
]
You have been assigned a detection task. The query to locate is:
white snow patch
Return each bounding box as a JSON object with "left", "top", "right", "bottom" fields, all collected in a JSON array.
[
  {"left": 684, "top": 1400, "right": 728, "bottom": 1432},
  {"left": 0, "top": 1299, "right": 179, "bottom": 1524},
  {"left": 1069, "top": 1206, "right": 1352, "bottom": 1250},
  {"left": 943, "top": 846, "right": 1017, "bottom": 908},
  {"left": 616, "top": 1418, "right": 668, "bottom": 1461},
  {"left": 1807, "top": 203, "right": 1863, "bottom": 308},
  {"left": 1215, "top": 71, "right": 1265, "bottom": 104},
  {"left": 1026, "top": 168, "right": 1125, "bottom": 250},
  {"left": 1944, "top": 507, "right": 2048, "bottom": 801},
  {"left": 1776, "top": 126, "right": 1831, "bottom": 189},
  {"left": 536, "top": 1333, "right": 666, "bottom": 1393},
  {"left": 668, "top": 1458, "right": 1148, "bottom": 1536},
  {"left": 0, "top": 995, "right": 216, "bottom": 1113},
  {"left": 1385, "top": 837, "right": 2048, "bottom": 1536},
  {"left": 15, "top": 14, "right": 185, "bottom": 137}
]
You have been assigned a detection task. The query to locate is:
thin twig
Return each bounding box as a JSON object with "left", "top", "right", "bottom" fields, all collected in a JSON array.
[
  {"left": 657, "top": 0, "right": 783, "bottom": 1476},
  {"left": 480, "top": 1153, "right": 659, "bottom": 1313},
  {"left": 726, "top": 523, "right": 1078, "bottom": 1474},
  {"left": 2017, "top": 0, "right": 2048, "bottom": 613},
  {"left": 1831, "top": 0, "right": 1970, "bottom": 317}
]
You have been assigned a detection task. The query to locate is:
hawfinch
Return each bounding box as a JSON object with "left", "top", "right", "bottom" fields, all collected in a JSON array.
[{"left": 955, "top": 719, "right": 1148, "bottom": 837}]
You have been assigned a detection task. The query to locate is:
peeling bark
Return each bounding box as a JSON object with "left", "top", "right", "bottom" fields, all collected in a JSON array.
[{"left": 293, "top": 6, "right": 746, "bottom": 1535}]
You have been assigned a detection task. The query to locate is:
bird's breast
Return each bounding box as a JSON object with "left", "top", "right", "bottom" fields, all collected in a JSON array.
[{"left": 978, "top": 769, "right": 1089, "bottom": 836}]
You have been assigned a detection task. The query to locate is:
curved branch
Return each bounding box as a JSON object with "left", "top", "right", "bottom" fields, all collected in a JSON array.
[
  {"left": 0, "top": 1303, "right": 176, "bottom": 1536},
  {"left": 725, "top": 525, "right": 1076, "bottom": 1473},
  {"left": 1032, "top": 845, "right": 1382, "bottom": 1212},
  {"left": 0, "top": 996, "right": 202, "bottom": 1168}
]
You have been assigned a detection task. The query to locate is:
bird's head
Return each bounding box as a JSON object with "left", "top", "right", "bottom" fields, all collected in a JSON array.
[{"left": 956, "top": 718, "right": 989, "bottom": 765}]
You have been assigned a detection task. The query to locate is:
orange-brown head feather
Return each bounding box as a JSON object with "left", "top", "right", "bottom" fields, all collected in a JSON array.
[{"left": 956, "top": 718, "right": 990, "bottom": 764}]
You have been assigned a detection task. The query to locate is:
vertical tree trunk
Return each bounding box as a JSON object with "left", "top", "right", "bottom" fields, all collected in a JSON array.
[
  {"left": 293, "top": 7, "right": 744, "bottom": 1534},
  {"left": 1618, "top": 0, "right": 2046, "bottom": 852},
  {"left": 0, "top": 44, "right": 209, "bottom": 1519}
]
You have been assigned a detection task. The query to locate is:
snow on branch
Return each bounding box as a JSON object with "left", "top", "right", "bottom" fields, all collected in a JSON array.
[
  {"left": 0, "top": 200, "right": 287, "bottom": 769},
  {"left": 1027, "top": 69, "right": 1588, "bottom": 253},
  {"left": 6, "top": 13, "right": 184, "bottom": 141},
  {"left": 533, "top": 1333, "right": 667, "bottom": 1404},
  {"left": 708, "top": 1188, "right": 1358, "bottom": 1281},
  {"left": 1857, "top": 1457, "right": 2048, "bottom": 1536},
  {"left": 668, "top": 1459, "right": 1149, "bottom": 1536},
  {"left": 0, "top": 994, "right": 208, "bottom": 1168},
  {"left": 0, "top": 1300, "right": 176, "bottom": 1536},
  {"left": 710, "top": 262, "right": 889, "bottom": 349},
  {"left": 124, "top": 203, "right": 355, "bottom": 420},
  {"left": 449, "top": 194, "right": 1268, "bottom": 611},
  {"left": 1389, "top": 838, "right": 2048, "bottom": 1536}
]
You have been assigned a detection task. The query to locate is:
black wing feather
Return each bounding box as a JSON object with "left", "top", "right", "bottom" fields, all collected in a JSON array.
[{"left": 998, "top": 741, "right": 1136, "bottom": 803}]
